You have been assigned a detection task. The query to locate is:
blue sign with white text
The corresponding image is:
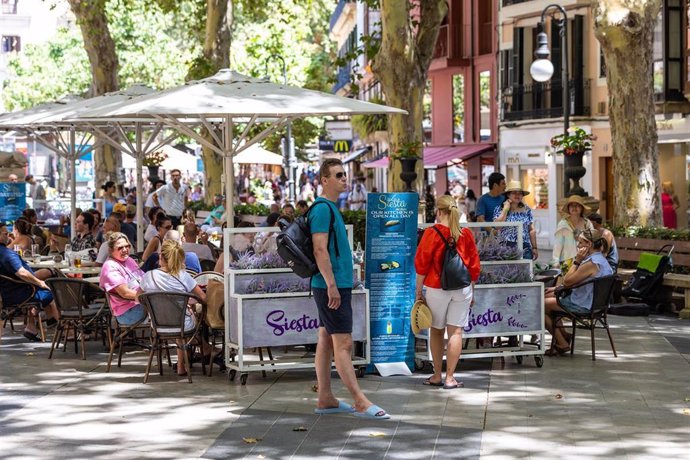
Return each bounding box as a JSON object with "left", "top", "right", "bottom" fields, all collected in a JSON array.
[
  {"left": 0, "top": 183, "right": 26, "bottom": 223},
  {"left": 365, "top": 192, "right": 419, "bottom": 370}
]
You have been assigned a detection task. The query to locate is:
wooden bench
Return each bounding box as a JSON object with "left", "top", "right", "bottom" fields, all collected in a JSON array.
[{"left": 616, "top": 237, "right": 690, "bottom": 318}]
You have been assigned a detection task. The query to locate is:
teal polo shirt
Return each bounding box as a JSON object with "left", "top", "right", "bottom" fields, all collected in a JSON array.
[{"left": 309, "top": 197, "right": 353, "bottom": 289}]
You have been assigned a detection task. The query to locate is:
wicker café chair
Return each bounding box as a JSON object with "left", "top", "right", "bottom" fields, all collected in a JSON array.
[
  {"left": 0, "top": 274, "right": 48, "bottom": 342},
  {"left": 553, "top": 274, "right": 618, "bottom": 361},
  {"left": 194, "top": 271, "right": 227, "bottom": 376},
  {"left": 138, "top": 291, "right": 206, "bottom": 383},
  {"left": 104, "top": 292, "right": 153, "bottom": 372},
  {"left": 45, "top": 278, "right": 110, "bottom": 360}
]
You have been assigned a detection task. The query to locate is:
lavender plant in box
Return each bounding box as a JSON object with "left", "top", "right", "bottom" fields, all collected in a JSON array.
[
  {"left": 476, "top": 233, "right": 522, "bottom": 261},
  {"left": 244, "top": 277, "right": 310, "bottom": 294},
  {"left": 229, "top": 251, "right": 288, "bottom": 269},
  {"left": 478, "top": 265, "right": 532, "bottom": 284}
]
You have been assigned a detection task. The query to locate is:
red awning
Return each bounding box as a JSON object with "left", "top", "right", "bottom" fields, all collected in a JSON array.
[
  {"left": 361, "top": 156, "right": 389, "bottom": 168},
  {"left": 423, "top": 144, "right": 494, "bottom": 169}
]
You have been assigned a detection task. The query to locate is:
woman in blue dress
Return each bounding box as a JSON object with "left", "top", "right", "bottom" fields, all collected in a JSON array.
[{"left": 492, "top": 180, "right": 538, "bottom": 260}]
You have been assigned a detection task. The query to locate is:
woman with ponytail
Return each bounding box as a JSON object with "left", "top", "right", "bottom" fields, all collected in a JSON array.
[
  {"left": 99, "top": 181, "right": 119, "bottom": 218},
  {"left": 414, "top": 194, "right": 480, "bottom": 389},
  {"left": 138, "top": 240, "right": 207, "bottom": 376}
]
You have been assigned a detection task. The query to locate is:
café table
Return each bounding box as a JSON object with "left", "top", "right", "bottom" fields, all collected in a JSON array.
[{"left": 28, "top": 259, "right": 102, "bottom": 276}]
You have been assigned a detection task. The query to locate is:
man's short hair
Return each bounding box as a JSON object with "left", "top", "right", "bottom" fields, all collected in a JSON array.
[
  {"left": 154, "top": 179, "right": 166, "bottom": 188},
  {"left": 588, "top": 213, "right": 603, "bottom": 225},
  {"left": 319, "top": 158, "right": 343, "bottom": 179},
  {"left": 183, "top": 222, "right": 198, "bottom": 238},
  {"left": 282, "top": 203, "right": 295, "bottom": 211},
  {"left": 25, "top": 175, "right": 33, "bottom": 182},
  {"left": 488, "top": 172, "right": 506, "bottom": 189},
  {"left": 80, "top": 211, "right": 96, "bottom": 231},
  {"left": 125, "top": 204, "right": 136, "bottom": 218},
  {"left": 170, "top": 169, "right": 181, "bottom": 176}
]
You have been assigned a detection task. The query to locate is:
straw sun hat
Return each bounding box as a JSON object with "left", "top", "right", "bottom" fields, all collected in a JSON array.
[
  {"left": 560, "top": 195, "right": 591, "bottom": 215},
  {"left": 504, "top": 180, "right": 530, "bottom": 196},
  {"left": 410, "top": 299, "right": 433, "bottom": 335}
]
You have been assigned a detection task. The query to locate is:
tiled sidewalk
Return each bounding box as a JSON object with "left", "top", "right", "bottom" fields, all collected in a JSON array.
[{"left": 1, "top": 313, "right": 689, "bottom": 459}]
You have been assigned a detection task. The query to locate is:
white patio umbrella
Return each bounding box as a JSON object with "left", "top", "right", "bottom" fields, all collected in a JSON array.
[
  {"left": 233, "top": 144, "right": 283, "bottom": 165},
  {"left": 0, "top": 86, "right": 183, "bottom": 249},
  {"left": 73, "top": 69, "right": 407, "bottom": 225}
]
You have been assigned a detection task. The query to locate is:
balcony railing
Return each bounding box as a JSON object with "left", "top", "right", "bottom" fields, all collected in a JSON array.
[
  {"left": 329, "top": 0, "right": 354, "bottom": 31},
  {"left": 501, "top": 79, "right": 591, "bottom": 122},
  {"left": 332, "top": 61, "right": 352, "bottom": 94},
  {"left": 501, "top": 0, "right": 533, "bottom": 6}
]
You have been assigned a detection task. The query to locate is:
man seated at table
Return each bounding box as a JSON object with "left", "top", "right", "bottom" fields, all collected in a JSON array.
[
  {"left": 140, "top": 230, "right": 202, "bottom": 274},
  {"left": 182, "top": 222, "right": 215, "bottom": 262},
  {"left": 95, "top": 215, "right": 122, "bottom": 266},
  {"left": 0, "top": 223, "right": 59, "bottom": 341},
  {"left": 200, "top": 194, "right": 225, "bottom": 233},
  {"left": 71, "top": 211, "right": 97, "bottom": 251}
]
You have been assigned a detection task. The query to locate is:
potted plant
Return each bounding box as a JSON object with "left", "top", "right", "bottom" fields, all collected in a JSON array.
[
  {"left": 234, "top": 203, "right": 270, "bottom": 224},
  {"left": 394, "top": 140, "right": 422, "bottom": 192},
  {"left": 142, "top": 149, "right": 168, "bottom": 180},
  {"left": 550, "top": 127, "right": 596, "bottom": 197}
]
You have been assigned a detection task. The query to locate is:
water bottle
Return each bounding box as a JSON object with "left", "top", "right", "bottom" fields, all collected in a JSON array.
[{"left": 64, "top": 244, "right": 72, "bottom": 267}]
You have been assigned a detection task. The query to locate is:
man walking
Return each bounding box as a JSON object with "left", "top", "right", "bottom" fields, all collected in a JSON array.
[
  {"left": 476, "top": 172, "right": 506, "bottom": 222},
  {"left": 311, "top": 158, "right": 390, "bottom": 420},
  {"left": 153, "top": 169, "right": 188, "bottom": 227}
]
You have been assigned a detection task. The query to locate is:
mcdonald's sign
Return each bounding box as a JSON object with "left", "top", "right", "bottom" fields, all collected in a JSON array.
[{"left": 333, "top": 140, "right": 352, "bottom": 153}]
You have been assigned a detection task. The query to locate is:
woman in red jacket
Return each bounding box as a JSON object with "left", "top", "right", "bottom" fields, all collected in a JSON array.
[{"left": 414, "top": 194, "right": 481, "bottom": 389}]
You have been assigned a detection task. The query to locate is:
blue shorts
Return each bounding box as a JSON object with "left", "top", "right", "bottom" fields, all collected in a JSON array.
[
  {"left": 313, "top": 288, "right": 352, "bottom": 334},
  {"left": 117, "top": 304, "right": 147, "bottom": 325},
  {"left": 559, "top": 294, "right": 591, "bottom": 314},
  {"left": 2, "top": 288, "right": 53, "bottom": 309}
]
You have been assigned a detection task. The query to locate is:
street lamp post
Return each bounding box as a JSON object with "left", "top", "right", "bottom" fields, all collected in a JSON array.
[
  {"left": 265, "top": 54, "right": 296, "bottom": 204},
  {"left": 530, "top": 4, "right": 588, "bottom": 199}
]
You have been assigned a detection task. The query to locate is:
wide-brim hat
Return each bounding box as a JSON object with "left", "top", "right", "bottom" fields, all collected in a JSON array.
[
  {"left": 561, "top": 195, "right": 591, "bottom": 215},
  {"left": 504, "top": 180, "right": 530, "bottom": 196},
  {"left": 410, "top": 299, "right": 433, "bottom": 335}
]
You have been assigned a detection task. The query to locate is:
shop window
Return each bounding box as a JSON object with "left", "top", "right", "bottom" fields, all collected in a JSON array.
[
  {"left": 452, "top": 74, "right": 464, "bottom": 143},
  {"left": 1, "top": 35, "right": 20, "bottom": 53},
  {"left": 479, "top": 70, "right": 491, "bottom": 141},
  {"left": 423, "top": 79, "right": 432, "bottom": 143},
  {"left": 517, "top": 167, "right": 549, "bottom": 210},
  {"left": 653, "top": 0, "right": 684, "bottom": 102},
  {"left": 481, "top": 163, "right": 494, "bottom": 195},
  {"left": 447, "top": 163, "right": 468, "bottom": 202}
]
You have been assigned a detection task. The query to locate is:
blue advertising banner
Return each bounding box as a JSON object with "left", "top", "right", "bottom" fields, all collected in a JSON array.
[
  {"left": 75, "top": 151, "right": 94, "bottom": 182},
  {"left": 0, "top": 183, "right": 26, "bottom": 223},
  {"left": 365, "top": 192, "right": 419, "bottom": 370}
]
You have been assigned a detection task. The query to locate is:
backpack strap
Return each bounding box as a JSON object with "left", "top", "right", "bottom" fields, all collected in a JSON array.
[
  {"left": 431, "top": 225, "right": 454, "bottom": 247},
  {"left": 306, "top": 201, "right": 339, "bottom": 258}
]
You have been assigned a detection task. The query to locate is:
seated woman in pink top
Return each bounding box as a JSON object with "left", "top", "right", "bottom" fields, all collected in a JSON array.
[{"left": 99, "top": 232, "right": 146, "bottom": 325}]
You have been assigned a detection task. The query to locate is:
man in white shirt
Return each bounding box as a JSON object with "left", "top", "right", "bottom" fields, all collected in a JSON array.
[
  {"left": 153, "top": 169, "right": 188, "bottom": 227},
  {"left": 182, "top": 222, "right": 215, "bottom": 261},
  {"left": 348, "top": 176, "right": 368, "bottom": 211},
  {"left": 144, "top": 179, "right": 165, "bottom": 221}
]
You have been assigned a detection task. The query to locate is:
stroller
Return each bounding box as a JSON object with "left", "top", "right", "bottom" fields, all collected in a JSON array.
[{"left": 614, "top": 244, "right": 674, "bottom": 315}]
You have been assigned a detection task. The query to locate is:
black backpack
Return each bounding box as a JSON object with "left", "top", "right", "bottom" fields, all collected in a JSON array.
[
  {"left": 276, "top": 201, "right": 339, "bottom": 278},
  {"left": 431, "top": 226, "right": 472, "bottom": 290}
]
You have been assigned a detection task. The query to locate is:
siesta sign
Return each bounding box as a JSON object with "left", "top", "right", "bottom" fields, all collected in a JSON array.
[{"left": 228, "top": 291, "right": 368, "bottom": 348}]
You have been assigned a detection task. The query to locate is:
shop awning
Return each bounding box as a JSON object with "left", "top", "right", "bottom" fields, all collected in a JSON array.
[
  {"left": 423, "top": 143, "right": 494, "bottom": 169},
  {"left": 361, "top": 155, "right": 389, "bottom": 168},
  {"left": 342, "top": 147, "right": 370, "bottom": 164}
]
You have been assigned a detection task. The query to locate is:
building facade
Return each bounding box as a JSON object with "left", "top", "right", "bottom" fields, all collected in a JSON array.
[
  {"left": 328, "top": 0, "right": 500, "bottom": 207},
  {"left": 499, "top": 0, "right": 690, "bottom": 250}
]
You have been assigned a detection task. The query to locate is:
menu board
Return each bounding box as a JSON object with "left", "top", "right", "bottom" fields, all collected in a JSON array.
[{"left": 364, "top": 192, "right": 419, "bottom": 370}]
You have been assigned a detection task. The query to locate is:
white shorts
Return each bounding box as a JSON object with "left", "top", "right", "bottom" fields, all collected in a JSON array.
[{"left": 424, "top": 285, "right": 473, "bottom": 329}]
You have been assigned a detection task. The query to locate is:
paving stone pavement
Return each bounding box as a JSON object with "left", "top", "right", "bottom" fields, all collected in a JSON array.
[{"left": 1, "top": 313, "right": 689, "bottom": 459}]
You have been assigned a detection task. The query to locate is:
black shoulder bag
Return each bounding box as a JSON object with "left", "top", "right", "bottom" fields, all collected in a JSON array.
[{"left": 431, "top": 226, "right": 472, "bottom": 291}]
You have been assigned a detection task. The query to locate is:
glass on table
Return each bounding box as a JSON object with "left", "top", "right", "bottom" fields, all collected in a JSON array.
[
  {"left": 13, "top": 245, "right": 23, "bottom": 257},
  {"left": 73, "top": 256, "right": 82, "bottom": 268}
]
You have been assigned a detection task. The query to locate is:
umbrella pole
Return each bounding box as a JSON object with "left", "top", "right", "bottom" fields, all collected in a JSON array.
[
  {"left": 224, "top": 116, "right": 235, "bottom": 229},
  {"left": 135, "top": 125, "right": 144, "bottom": 252},
  {"left": 69, "top": 128, "right": 77, "bottom": 243}
]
